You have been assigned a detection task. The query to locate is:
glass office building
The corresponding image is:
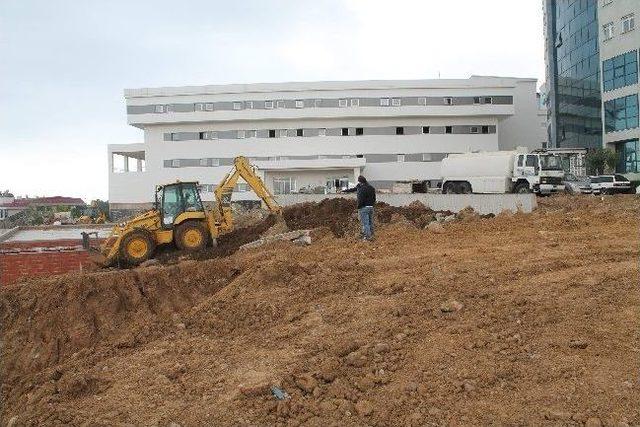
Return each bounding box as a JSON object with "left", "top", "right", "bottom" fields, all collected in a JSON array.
[{"left": 544, "top": 0, "right": 602, "bottom": 150}]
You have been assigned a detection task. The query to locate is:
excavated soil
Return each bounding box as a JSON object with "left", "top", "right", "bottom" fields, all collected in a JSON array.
[{"left": 1, "top": 195, "right": 639, "bottom": 426}]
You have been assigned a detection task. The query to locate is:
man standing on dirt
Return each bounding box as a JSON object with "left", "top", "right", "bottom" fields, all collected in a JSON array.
[{"left": 342, "top": 175, "right": 376, "bottom": 241}]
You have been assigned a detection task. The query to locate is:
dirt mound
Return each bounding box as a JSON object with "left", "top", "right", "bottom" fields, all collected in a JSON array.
[
  {"left": 283, "top": 198, "right": 448, "bottom": 236},
  {"left": 1, "top": 195, "right": 639, "bottom": 426}
]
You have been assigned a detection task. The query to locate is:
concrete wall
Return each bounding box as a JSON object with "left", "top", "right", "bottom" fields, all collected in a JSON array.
[
  {"left": 275, "top": 193, "right": 537, "bottom": 215},
  {"left": 498, "top": 79, "right": 544, "bottom": 151}
]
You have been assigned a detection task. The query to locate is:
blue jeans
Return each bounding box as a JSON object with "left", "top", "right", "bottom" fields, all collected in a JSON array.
[{"left": 358, "top": 206, "right": 374, "bottom": 239}]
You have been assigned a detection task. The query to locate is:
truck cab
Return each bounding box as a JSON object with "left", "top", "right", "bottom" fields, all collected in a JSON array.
[{"left": 512, "top": 153, "right": 565, "bottom": 194}]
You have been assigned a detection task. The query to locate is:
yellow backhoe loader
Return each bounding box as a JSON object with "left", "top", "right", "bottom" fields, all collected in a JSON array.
[{"left": 83, "top": 156, "right": 281, "bottom": 267}]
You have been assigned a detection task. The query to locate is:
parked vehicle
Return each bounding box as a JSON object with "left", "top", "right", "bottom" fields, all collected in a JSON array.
[
  {"left": 563, "top": 174, "right": 592, "bottom": 194},
  {"left": 440, "top": 150, "right": 565, "bottom": 194},
  {"left": 590, "top": 174, "right": 632, "bottom": 195}
]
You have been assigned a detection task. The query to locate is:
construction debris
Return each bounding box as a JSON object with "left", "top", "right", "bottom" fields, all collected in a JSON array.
[{"left": 0, "top": 195, "right": 639, "bottom": 426}]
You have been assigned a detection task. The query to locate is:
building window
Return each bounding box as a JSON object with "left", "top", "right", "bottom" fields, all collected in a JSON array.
[
  {"left": 602, "top": 0, "right": 612, "bottom": 5},
  {"left": 603, "top": 22, "right": 614, "bottom": 40},
  {"left": 622, "top": 14, "right": 635, "bottom": 33},
  {"left": 422, "top": 126, "right": 430, "bottom": 134},
  {"left": 351, "top": 99, "right": 359, "bottom": 107},
  {"left": 233, "top": 102, "right": 242, "bottom": 110},
  {"left": 268, "top": 129, "right": 276, "bottom": 138},
  {"left": 198, "top": 132, "right": 207, "bottom": 140},
  {"left": 418, "top": 97, "right": 426, "bottom": 105},
  {"left": 273, "top": 177, "right": 296, "bottom": 195},
  {"left": 318, "top": 128, "right": 326, "bottom": 136},
  {"left": 422, "top": 153, "right": 432, "bottom": 161},
  {"left": 195, "top": 103, "right": 204, "bottom": 111},
  {"left": 616, "top": 139, "right": 639, "bottom": 173},
  {"left": 200, "top": 158, "right": 208, "bottom": 167},
  {"left": 473, "top": 97, "right": 480, "bottom": 104},
  {"left": 279, "top": 129, "right": 287, "bottom": 137},
  {"left": 443, "top": 97, "right": 453, "bottom": 105},
  {"left": 247, "top": 130, "right": 257, "bottom": 138},
  {"left": 171, "top": 159, "right": 180, "bottom": 167},
  {"left": 296, "top": 128, "right": 304, "bottom": 137},
  {"left": 171, "top": 133, "right": 180, "bottom": 141},
  {"left": 355, "top": 127, "right": 364, "bottom": 136},
  {"left": 154, "top": 105, "right": 165, "bottom": 113},
  {"left": 341, "top": 128, "right": 349, "bottom": 136},
  {"left": 391, "top": 98, "right": 401, "bottom": 106},
  {"left": 246, "top": 101, "right": 254, "bottom": 109},
  {"left": 484, "top": 97, "right": 492, "bottom": 104},
  {"left": 237, "top": 130, "right": 245, "bottom": 138},
  {"left": 276, "top": 100, "right": 286, "bottom": 108},
  {"left": 395, "top": 126, "right": 404, "bottom": 135},
  {"left": 481, "top": 125, "right": 489, "bottom": 134},
  {"left": 470, "top": 126, "right": 479, "bottom": 134},
  {"left": 604, "top": 94, "right": 639, "bottom": 132},
  {"left": 356, "top": 154, "right": 364, "bottom": 158},
  {"left": 380, "top": 98, "right": 390, "bottom": 106},
  {"left": 295, "top": 100, "right": 304, "bottom": 108},
  {"left": 339, "top": 99, "right": 348, "bottom": 107},
  {"left": 265, "top": 101, "right": 274, "bottom": 109},
  {"left": 204, "top": 103, "right": 214, "bottom": 111},
  {"left": 397, "top": 154, "right": 405, "bottom": 162},
  {"left": 445, "top": 126, "right": 452, "bottom": 134},
  {"left": 314, "top": 99, "right": 322, "bottom": 107},
  {"left": 603, "top": 50, "right": 638, "bottom": 91}
]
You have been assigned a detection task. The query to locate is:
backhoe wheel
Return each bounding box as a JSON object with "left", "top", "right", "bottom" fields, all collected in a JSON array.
[
  {"left": 120, "top": 230, "right": 156, "bottom": 266},
  {"left": 175, "top": 221, "right": 209, "bottom": 252}
]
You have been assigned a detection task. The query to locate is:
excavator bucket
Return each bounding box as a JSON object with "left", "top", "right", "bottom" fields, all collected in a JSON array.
[{"left": 81, "top": 231, "right": 116, "bottom": 267}]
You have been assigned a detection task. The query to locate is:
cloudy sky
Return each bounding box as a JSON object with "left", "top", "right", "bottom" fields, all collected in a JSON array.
[{"left": 0, "top": 0, "right": 545, "bottom": 201}]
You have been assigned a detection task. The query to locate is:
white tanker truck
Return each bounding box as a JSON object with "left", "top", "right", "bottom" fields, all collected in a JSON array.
[{"left": 440, "top": 149, "right": 565, "bottom": 195}]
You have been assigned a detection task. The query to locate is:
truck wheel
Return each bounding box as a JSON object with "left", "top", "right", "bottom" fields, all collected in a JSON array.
[
  {"left": 175, "top": 221, "right": 209, "bottom": 252},
  {"left": 514, "top": 183, "right": 531, "bottom": 193},
  {"left": 120, "top": 230, "right": 156, "bottom": 266},
  {"left": 442, "top": 182, "right": 453, "bottom": 194},
  {"left": 459, "top": 182, "right": 472, "bottom": 194}
]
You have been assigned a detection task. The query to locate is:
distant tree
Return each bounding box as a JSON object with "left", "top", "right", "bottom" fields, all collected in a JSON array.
[
  {"left": 586, "top": 148, "right": 617, "bottom": 175},
  {"left": 0, "top": 190, "right": 14, "bottom": 197}
]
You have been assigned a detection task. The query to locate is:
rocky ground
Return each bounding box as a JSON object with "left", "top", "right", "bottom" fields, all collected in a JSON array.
[{"left": 1, "top": 195, "right": 639, "bottom": 426}]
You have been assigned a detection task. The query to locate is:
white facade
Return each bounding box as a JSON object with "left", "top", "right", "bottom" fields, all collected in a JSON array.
[{"left": 109, "top": 76, "right": 543, "bottom": 211}]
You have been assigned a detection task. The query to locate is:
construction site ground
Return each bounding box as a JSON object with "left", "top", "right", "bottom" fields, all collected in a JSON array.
[{"left": 1, "top": 195, "right": 639, "bottom": 426}]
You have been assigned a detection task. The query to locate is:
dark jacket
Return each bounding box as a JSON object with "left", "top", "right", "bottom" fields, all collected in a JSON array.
[{"left": 343, "top": 182, "right": 376, "bottom": 209}]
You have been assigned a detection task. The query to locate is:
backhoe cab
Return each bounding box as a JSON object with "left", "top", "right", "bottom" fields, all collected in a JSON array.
[{"left": 84, "top": 156, "right": 281, "bottom": 267}]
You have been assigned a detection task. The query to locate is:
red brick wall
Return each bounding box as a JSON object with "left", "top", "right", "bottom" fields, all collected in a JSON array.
[{"left": 0, "top": 239, "right": 101, "bottom": 286}]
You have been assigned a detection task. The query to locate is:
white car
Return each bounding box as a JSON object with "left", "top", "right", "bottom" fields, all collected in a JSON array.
[
  {"left": 590, "top": 174, "right": 632, "bottom": 195},
  {"left": 563, "top": 174, "right": 592, "bottom": 194}
]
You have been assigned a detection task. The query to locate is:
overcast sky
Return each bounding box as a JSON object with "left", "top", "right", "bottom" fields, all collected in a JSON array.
[{"left": 0, "top": 0, "right": 545, "bottom": 201}]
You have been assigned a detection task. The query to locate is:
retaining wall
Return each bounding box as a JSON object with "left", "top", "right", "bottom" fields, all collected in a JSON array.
[{"left": 275, "top": 193, "right": 537, "bottom": 214}]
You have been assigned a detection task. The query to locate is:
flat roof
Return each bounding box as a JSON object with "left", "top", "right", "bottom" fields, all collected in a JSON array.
[
  {"left": 0, "top": 225, "right": 112, "bottom": 243},
  {"left": 124, "top": 75, "right": 537, "bottom": 99}
]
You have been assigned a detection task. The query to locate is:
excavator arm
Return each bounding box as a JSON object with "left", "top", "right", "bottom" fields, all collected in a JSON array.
[{"left": 210, "top": 156, "right": 281, "bottom": 236}]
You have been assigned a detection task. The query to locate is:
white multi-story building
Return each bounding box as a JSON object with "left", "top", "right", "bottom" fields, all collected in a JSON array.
[
  {"left": 109, "top": 76, "right": 543, "bottom": 214},
  {"left": 598, "top": 0, "right": 640, "bottom": 176}
]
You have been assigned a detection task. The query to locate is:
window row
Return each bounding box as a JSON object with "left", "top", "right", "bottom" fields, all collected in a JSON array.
[
  {"left": 164, "top": 125, "right": 496, "bottom": 141},
  {"left": 602, "top": 50, "right": 637, "bottom": 92},
  {"left": 602, "top": 13, "right": 635, "bottom": 41},
  {"left": 130, "top": 95, "right": 511, "bottom": 115},
  {"left": 604, "top": 94, "right": 639, "bottom": 133},
  {"left": 164, "top": 153, "right": 448, "bottom": 168}
]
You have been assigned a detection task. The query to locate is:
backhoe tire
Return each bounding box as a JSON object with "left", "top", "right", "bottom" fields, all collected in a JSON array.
[
  {"left": 459, "top": 182, "right": 472, "bottom": 194},
  {"left": 120, "top": 230, "right": 156, "bottom": 266},
  {"left": 175, "top": 221, "right": 209, "bottom": 252}
]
